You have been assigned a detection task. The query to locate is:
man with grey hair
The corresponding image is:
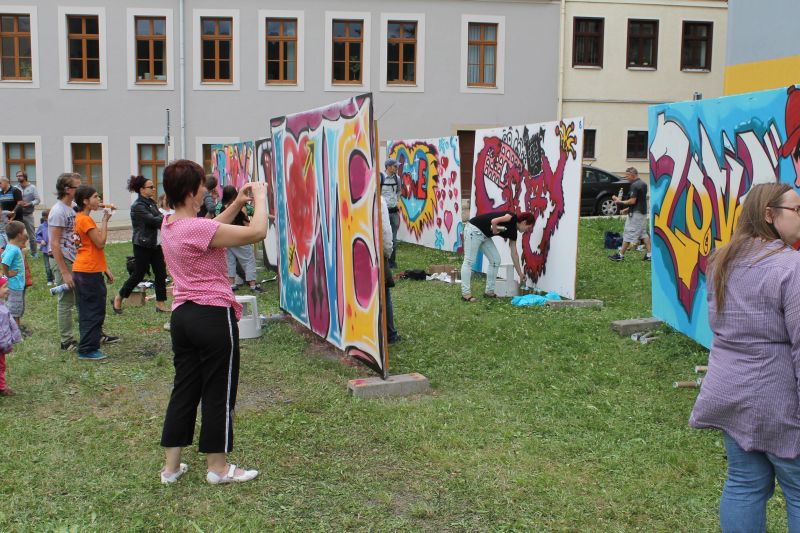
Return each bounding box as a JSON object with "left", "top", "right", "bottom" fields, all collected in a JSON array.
[
  {"left": 609, "top": 167, "right": 652, "bottom": 262},
  {"left": 15, "top": 171, "right": 40, "bottom": 256}
]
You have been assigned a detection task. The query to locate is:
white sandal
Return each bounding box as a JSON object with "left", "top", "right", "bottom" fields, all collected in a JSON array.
[
  {"left": 206, "top": 463, "right": 259, "bottom": 485},
  {"left": 160, "top": 463, "right": 188, "bottom": 485}
]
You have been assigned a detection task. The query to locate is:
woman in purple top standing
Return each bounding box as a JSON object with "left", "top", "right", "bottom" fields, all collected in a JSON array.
[
  {"left": 157, "top": 160, "right": 267, "bottom": 486},
  {"left": 690, "top": 183, "right": 800, "bottom": 532}
]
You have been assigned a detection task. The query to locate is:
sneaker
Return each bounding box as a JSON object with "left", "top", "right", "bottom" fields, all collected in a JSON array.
[
  {"left": 78, "top": 350, "right": 107, "bottom": 361},
  {"left": 249, "top": 284, "right": 264, "bottom": 293},
  {"left": 608, "top": 253, "right": 624, "bottom": 261},
  {"left": 60, "top": 339, "right": 78, "bottom": 351},
  {"left": 643, "top": 254, "right": 652, "bottom": 262},
  {"left": 100, "top": 334, "right": 120, "bottom": 345},
  {"left": 160, "top": 463, "right": 188, "bottom": 485}
]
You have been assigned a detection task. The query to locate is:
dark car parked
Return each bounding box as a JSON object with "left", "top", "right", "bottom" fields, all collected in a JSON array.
[{"left": 580, "top": 165, "right": 631, "bottom": 216}]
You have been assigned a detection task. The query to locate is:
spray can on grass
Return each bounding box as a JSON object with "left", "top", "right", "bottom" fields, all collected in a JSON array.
[{"left": 50, "top": 283, "right": 70, "bottom": 295}]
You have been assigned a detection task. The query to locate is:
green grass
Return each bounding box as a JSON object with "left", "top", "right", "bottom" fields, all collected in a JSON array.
[{"left": 0, "top": 218, "right": 788, "bottom": 531}]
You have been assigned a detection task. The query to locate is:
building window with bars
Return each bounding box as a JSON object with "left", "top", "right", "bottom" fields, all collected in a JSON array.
[
  {"left": 572, "top": 17, "right": 603, "bottom": 68},
  {"left": 201, "top": 17, "right": 232, "bottom": 82},
  {"left": 0, "top": 14, "right": 32, "bottom": 80},
  {"left": 71, "top": 143, "right": 103, "bottom": 196},
  {"left": 626, "top": 19, "right": 658, "bottom": 69},
  {"left": 387, "top": 21, "right": 416, "bottom": 84},
  {"left": 332, "top": 19, "right": 363, "bottom": 84},
  {"left": 467, "top": 23, "right": 497, "bottom": 87},
  {"left": 67, "top": 15, "right": 100, "bottom": 81},
  {"left": 266, "top": 18, "right": 297, "bottom": 84},
  {"left": 681, "top": 21, "right": 712, "bottom": 71},
  {"left": 4, "top": 143, "right": 36, "bottom": 184},
  {"left": 135, "top": 16, "right": 167, "bottom": 83},
  {"left": 138, "top": 144, "right": 166, "bottom": 196},
  {"left": 626, "top": 131, "right": 648, "bottom": 160}
]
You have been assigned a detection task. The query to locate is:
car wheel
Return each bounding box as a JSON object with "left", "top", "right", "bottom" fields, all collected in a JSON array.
[{"left": 596, "top": 196, "right": 618, "bottom": 216}]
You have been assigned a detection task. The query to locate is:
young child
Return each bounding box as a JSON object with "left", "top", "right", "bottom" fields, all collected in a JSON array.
[
  {"left": 72, "top": 186, "right": 117, "bottom": 361},
  {"left": 216, "top": 185, "right": 262, "bottom": 292},
  {"left": 35, "top": 209, "right": 55, "bottom": 286},
  {"left": 1, "top": 221, "right": 28, "bottom": 328},
  {"left": 0, "top": 275, "right": 22, "bottom": 396}
]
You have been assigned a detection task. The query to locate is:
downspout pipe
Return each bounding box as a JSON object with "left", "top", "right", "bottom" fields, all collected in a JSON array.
[
  {"left": 179, "top": 0, "right": 186, "bottom": 158},
  {"left": 557, "top": 0, "right": 566, "bottom": 120}
]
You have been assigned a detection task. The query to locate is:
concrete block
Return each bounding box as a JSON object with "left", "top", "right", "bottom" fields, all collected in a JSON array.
[
  {"left": 547, "top": 299, "right": 603, "bottom": 309},
  {"left": 611, "top": 317, "right": 663, "bottom": 336},
  {"left": 348, "top": 372, "right": 431, "bottom": 399}
]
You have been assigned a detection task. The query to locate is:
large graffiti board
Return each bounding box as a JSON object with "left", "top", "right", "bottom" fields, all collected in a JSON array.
[
  {"left": 271, "top": 94, "right": 387, "bottom": 377},
  {"left": 211, "top": 141, "right": 255, "bottom": 192},
  {"left": 386, "top": 136, "right": 463, "bottom": 252},
  {"left": 254, "top": 138, "right": 278, "bottom": 271},
  {"left": 469, "top": 118, "right": 583, "bottom": 299},
  {"left": 649, "top": 86, "right": 800, "bottom": 347}
]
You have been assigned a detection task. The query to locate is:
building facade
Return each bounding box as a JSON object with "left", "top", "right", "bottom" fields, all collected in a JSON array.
[
  {"left": 724, "top": 0, "right": 800, "bottom": 95},
  {"left": 560, "top": 0, "right": 728, "bottom": 179},
  {"left": 0, "top": 0, "right": 561, "bottom": 224}
]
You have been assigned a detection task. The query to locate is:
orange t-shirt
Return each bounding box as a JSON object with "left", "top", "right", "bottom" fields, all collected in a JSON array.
[{"left": 72, "top": 213, "right": 107, "bottom": 273}]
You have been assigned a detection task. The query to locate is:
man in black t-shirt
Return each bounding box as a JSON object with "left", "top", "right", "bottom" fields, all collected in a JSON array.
[
  {"left": 460, "top": 210, "right": 534, "bottom": 301},
  {"left": 609, "top": 168, "right": 651, "bottom": 262}
]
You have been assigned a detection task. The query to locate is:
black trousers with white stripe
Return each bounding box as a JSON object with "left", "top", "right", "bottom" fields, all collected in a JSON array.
[{"left": 161, "top": 302, "right": 240, "bottom": 454}]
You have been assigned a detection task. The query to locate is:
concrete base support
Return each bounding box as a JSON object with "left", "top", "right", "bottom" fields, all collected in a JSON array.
[
  {"left": 348, "top": 373, "right": 431, "bottom": 399},
  {"left": 547, "top": 299, "right": 603, "bottom": 309},
  {"left": 611, "top": 317, "right": 663, "bottom": 336}
]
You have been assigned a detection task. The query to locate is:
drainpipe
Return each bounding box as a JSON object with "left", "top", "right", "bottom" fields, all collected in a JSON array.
[
  {"left": 179, "top": 0, "right": 186, "bottom": 158},
  {"left": 557, "top": 0, "right": 566, "bottom": 120}
]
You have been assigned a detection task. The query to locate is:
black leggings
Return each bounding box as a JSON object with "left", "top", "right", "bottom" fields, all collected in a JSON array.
[
  {"left": 160, "top": 302, "right": 240, "bottom": 453},
  {"left": 119, "top": 244, "right": 167, "bottom": 301}
]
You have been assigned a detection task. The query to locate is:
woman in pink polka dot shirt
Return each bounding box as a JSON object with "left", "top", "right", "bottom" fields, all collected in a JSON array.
[{"left": 157, "top": 159, "right": 267, "bottom": 485}]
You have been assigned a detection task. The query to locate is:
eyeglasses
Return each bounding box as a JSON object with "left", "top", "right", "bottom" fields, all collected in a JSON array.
[
  {"left": 772, "top": 205, "right": 800, "bottom": 215},
  {"left": 66, "top": 185, "right": 78, "bottom": 190},
  {"left": 142, "top": 186, "right": 155, "bottom": 189}
]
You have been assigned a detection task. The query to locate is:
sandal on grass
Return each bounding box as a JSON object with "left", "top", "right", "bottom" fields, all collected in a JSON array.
[
  {"left": 160, "top": 463, "right": 188, "bottom": 485},
  {"left": 206, "top": 464, "right": 259, "bottom": 485},
  {"left": 461, "top": 295, "right": 477, "bottom": 302}
]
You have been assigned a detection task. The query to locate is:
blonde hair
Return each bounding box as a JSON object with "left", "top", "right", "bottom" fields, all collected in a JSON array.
[{"left": 709, "top": 182, "right": 791, "bottom": 311}]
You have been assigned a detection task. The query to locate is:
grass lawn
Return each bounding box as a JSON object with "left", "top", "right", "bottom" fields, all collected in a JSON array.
[{"left": 0, "top": 217, "right": 789, "bottom": 531}]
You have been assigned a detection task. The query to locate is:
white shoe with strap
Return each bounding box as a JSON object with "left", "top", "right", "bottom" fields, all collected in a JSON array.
[
  {"left": 206, "top": 464, "right": 259, "bottom": 485},
  {"left": 160, "top": 463, "right": 188, "bottom": 485}
]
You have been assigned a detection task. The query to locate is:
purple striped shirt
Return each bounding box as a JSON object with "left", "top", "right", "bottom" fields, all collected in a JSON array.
[{"left": 690, "top": 239, "right": 800, "bottom": 459}]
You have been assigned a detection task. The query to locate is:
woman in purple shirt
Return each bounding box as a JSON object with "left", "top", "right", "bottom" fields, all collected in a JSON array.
[{"left": 690, "top": 183, "right": 800, "bottom": 532}]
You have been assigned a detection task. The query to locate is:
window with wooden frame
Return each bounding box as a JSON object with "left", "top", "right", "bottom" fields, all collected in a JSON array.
[
  {"left": 626, "top": 131, "right": 648, "bottom": 160},
  {"left": 4, "top": 143, "right": 36, "bottom": 184},
  {"left": 67, "top": 15, "right": 100, "bottom": 81},
  {"left": 583, "top": 130, "right": 596, "bottom": 159},
  {"left": 387, "top": 21, "right": 416, "bottom": 84},
  {"left": 135, "top": 16, "right": 167, "bottom": 83},
  {"left": 467, "top": 22, "right": 497, "bottom": 87},
  {"left": 626, "top": 19, "right": 658, "bottom": 69},
  {"left": 202, "top": 144, "right": 213, "bottom": 174},
  {"left": 681, "top": 21, "right": 713, "bottom": 71},
  {"left": 71, "top": 143, "right": 103, "bottom": 195},
  {"left": 265, "top": 18, "right": 297, "bottom": 84},
  {"left": 572, "top": 17, "right": 603, "bottom": 68},
  {"left": 201, "top": 17, "right": 232, "bottom": 82},
  {"left": 137, "top": 144, "right": 166, "bottom": 196},
  {"left": 332, "top": 19, "right": 363, "bottom": 84},
  {"left": 0, "top": 14, "right": 32, "bottom": 80}
]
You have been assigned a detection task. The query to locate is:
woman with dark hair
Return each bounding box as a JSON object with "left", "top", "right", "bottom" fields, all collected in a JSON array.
[
  {"left": 217, "top": 185, "right": 261, "bottom": 292},
  {"left": 72, "top": 185, "right": 115, "bottom": 360},
  {"left": 460, "top": 211, "right": 535, "bottom": 301},
  {"left": 690, "top": 183, "right": 800, "bottom": 531},
  {"left": 157, "top": 159, "right": 266, "bottom": 485},
  {"left": 112, "top": 175, "right": 168, "bottom": 313}
]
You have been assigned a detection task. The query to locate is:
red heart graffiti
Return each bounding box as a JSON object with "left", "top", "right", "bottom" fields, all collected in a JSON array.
[
  {"left": 282, "top": 135, "right": 318, "bottom": 268},
  {"left": 441, "top": 156, "right": 449, "bottom": 170}
]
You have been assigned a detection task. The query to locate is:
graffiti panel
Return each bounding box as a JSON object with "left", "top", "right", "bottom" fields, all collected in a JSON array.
[
  {"left": 649, "top": 85, "right": 800, "bottom": 347},
  {"left": 386, "top": 136, "right": 463, "bottom": 252},
  {"left": 271, "top": 94, "right": 387, "bottom": 377},
  {"left": 254, "top": 138, "right": 278, "bottom": 271},
  {"left": 469, "top": 118, "right": 584, "bottom": 299},
  {"left": 210, "top": 141, "right": 256, "bottom": 192}
]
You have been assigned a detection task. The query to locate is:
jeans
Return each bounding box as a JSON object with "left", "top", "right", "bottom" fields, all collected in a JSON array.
[
  {"left": 53, "top": 258, "right": 75, "bottom": 343},
  {"left": 720, "top": 432, "right": 800, "bottom": 533},
  {"left": 73, "top": 271, "right": 106, "bottom": 354},
  {"left": 385, "top": 286, "right": 398, "bottom": 341},
  {"left": 42, "top": 253, "right": 54, "bottom": 284},
  {"left": 460, "top": 223, "right": 501, "bottom": 296},
  {"left": 21, "top": 213, "right": 36, "bottom": 254},
  {"left": 119, "top": 244, "right": 167, "bottom": 301},
  {"left": 388, "top": 210, "right": 400, "bottom": 267}
]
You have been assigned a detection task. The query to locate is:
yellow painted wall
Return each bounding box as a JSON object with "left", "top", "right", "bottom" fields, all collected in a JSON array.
[{"left": 724, "top": 55, "right": 800, "bottom": 95}]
